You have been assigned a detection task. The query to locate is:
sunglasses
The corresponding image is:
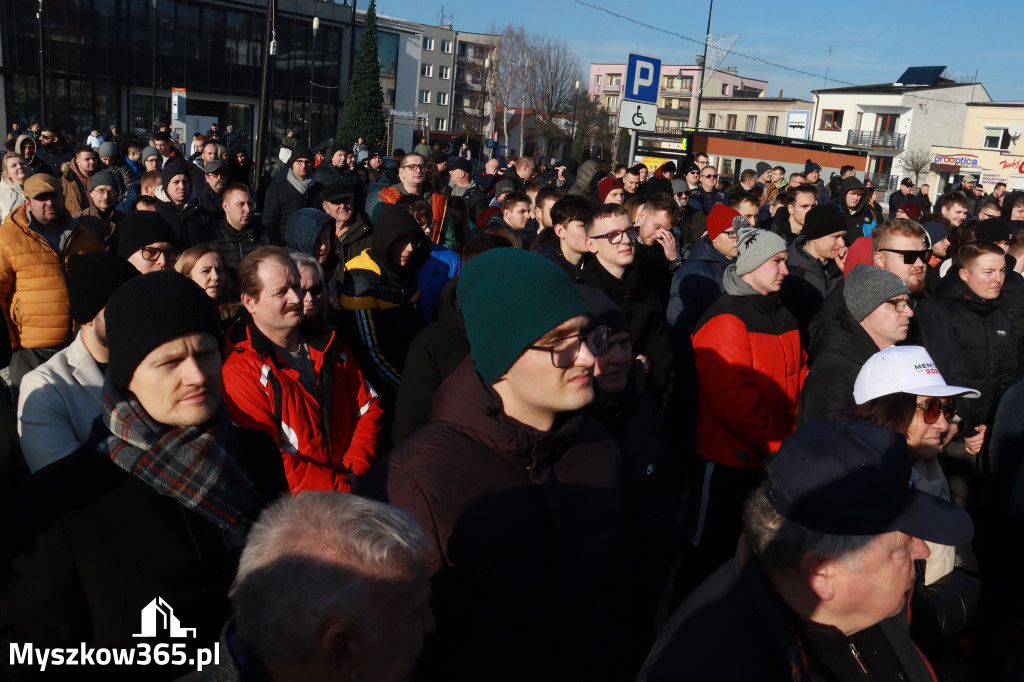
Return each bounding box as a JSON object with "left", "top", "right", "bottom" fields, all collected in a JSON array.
[
  {"left": 702, "top": 173, "right": 719, "bottom": 179},
  {"left": 916, "top": 397, "right": 955, "bottom": 425},
  {"left": 302, "top": 284, "right": 324, "bottom": 298},
  {"left": 878, "top": 248, "right": 930, "bottom": 265}
]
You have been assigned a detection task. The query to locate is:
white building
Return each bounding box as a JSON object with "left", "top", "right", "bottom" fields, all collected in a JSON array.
[{"left": 810, "top": 67, "right": 990, "bottom": 190}]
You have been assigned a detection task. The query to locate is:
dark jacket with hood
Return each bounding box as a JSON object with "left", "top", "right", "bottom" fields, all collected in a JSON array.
[
  {"left": 583, "top": 258, "right": 674, "bottom": 401},
  {"left": 196, "top": 181, "right": 224, "bottom": 219},
  {"left": 155, "top": 186, "right": 215, "bottom": 248},
  {"left": 338, "top": 205, "right": 431, "bottom": 405},
  {"left": 796, "top": 304, "right": 881, "bottom": 425},
  {"left": 936, "top": 274, "right": 1017, "bottom": 428},
  {"left": 261, "top": 172, "right": 323, "bottom": 243},
  {"left": 1001, "top": 191, "right": 1024, "bottom": 221},
  {"left": 391, "top": 279, "right": 470, "bottom": 444},
  {"left": 770, "top": 206, "right": 800, "bottom": 245},
  {"left": 15, "top": 135, "right": 53, "bottom": 177},
  {"left": 284, "top": 207, "right": 332, "bottom": 259},
  {"left": 832, "top": 176, "right": 877, "bottom": 244},
  {"left": 358, "top": 357, "right": 631, "bottom": 682},
  {"left": 780, "top": 234, "right": 844, "bottom": 343},
  {"left": 334, "top": 211, "right": 374, "bottom": 267},
  {"left": 228, "top": 143, "right": 254, "bottom": 189},
  {"left": 638, "top": 538, "right": 942, "bottom": 682},
  {"left": 667, "top": 234, "right": 732, "bottom": 358},
  {"left": 539, "top": 240, "right": 588, "bottom": 283},
  {"left": 566, "top": 160, "right": 602, "bottom": 198}
]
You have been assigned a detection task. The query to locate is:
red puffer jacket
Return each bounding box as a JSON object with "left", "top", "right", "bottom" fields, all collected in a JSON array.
[
  {"left": 222, "top": 314, "right": 383, "bottom": 492},
  {"left": 692, "top": 290, "right": 806, "bottom": 468}
]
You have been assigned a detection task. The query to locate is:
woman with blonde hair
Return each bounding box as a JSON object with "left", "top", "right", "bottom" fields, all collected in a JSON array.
[
  {"left": 176, "top": 244, "right": 240, "bottom": 324},
  {"left": 0, "top": 151, "right": 31, "bottom": 220}
]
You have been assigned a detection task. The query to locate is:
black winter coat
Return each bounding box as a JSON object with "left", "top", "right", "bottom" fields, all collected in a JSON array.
[
  {"left": 780, "top": 236, "right": 844, "bottom": 344},
  {"left": 936, "top": 274, "right": 1017, "bottom": 428},
  {"left": 796, "top": 305, "right": 880, "bottom": 424},
  {"left": 359, "top": 357, "right": 632, "bottom": 682},
  {"left": 583, "top": 259, "right": 673, "bottom": 401},
  {"left": 156, "top": 194, "right": 215, "bottom": 249},
  {"left": 0, "top": 426, "right": 288, "bottom": 682},
  {"left": 261, "top": 178, "right": 323, "bottom": 244}
]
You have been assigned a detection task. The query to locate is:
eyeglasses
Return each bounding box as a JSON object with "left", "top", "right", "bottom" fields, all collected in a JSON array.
[
  {"left": 525, "top": 326, "right": 609, "bottom": 368},
  {"left": 721, "top": 229, "right": 737, "bottom": 239},
  {"left": 401, "top": 164, "right": 427, "bottom": 171},
  {"left": 139, "top": 246, "right": 176, "bottom": 261},
  {"left": 302, "top": 284, "right": 323, "bottom": 298},
  {"left": 589, "top": 227, "right": 637, "bottom": 245},
  {"left": 916, "top": 397, "right": 955, "bottom": 425},
  {"left": 878, "top": 248, "right": 930, "bottom": 265},
  {"left": 702, "top": 173, "right": 719, "bottom": 179},
  {"left": 883, "top": 297, "right": 912, "bottom": 313}
]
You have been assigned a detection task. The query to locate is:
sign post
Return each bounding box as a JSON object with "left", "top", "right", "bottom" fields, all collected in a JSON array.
[{"left": 621, "top": 54, "right": 661, "bottom": 166}]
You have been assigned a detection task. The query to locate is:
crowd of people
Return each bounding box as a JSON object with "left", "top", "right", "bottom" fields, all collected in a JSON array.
[{"left": 1, "top": 119, "right": 1024, "bottom": 681}]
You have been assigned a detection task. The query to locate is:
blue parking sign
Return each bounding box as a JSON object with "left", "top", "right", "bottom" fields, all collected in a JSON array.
[{"left": 625, "top": 53, "right": 661, "bottom": 105}]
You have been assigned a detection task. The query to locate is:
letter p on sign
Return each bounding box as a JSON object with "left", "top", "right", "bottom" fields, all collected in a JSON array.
[{"left": 625, "top": 53, "right": 661, "bottom": 105}]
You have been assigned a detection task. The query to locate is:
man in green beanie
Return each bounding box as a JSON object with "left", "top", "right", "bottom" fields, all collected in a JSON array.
[{"left": 360, "top": 248, "right": 633, "bottom": 682}]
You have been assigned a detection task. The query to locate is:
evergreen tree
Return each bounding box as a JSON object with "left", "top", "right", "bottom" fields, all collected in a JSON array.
[{"left": 336, "top": 0, "right": 386, "bottom": 148}]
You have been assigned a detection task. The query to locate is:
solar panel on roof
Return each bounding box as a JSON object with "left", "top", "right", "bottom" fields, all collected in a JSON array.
[{"left": 895, "top": 66, "right": 946, "bottom": 86}]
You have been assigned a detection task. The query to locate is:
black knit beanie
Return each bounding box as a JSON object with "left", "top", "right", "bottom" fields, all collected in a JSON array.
[
  {"left": 161, "top": 158, "right": 191, "bottom": 188},
  {"left": 105, "top": 271, "right": 223, "bottom": 390},
  {"left": 116, "top": 212, "right": 177, "bottom": 259},
  {"left": 67, "top": 251, "right": 140, "bottom": 325}
]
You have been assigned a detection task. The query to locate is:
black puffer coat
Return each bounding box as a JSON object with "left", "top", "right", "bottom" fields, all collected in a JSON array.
[{"left": 936, "top": 273, "right": 1017, "bottom": 428}]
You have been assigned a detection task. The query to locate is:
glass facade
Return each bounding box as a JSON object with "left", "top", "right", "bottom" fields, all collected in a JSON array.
[{"left": 2, "top": 0, "right": 349, "bottom": 147}]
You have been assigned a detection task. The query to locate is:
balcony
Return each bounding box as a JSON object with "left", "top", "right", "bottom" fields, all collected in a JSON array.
[
  {"left": 603, "top": 82, "right": 622, "bottom": 93},
  {"left": 864, "top": 173, "right": 899, "bottom": 191},
  {"left": 454, "top": 79, "right": 484, "bottom": 92},
  {"left": 846, "top": 130, "right": 906, "bottom": 150},
  {"left": 653, "top": 124, "right": 687, "bottom": 135},
  {"left": 454, "top": 105, "right": 483, "bottom": 117},
  {"left": 660, "top": 89, "right": 692, "bottom": 98}
]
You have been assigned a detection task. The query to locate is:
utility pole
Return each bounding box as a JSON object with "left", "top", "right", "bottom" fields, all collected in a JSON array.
[
  {"left": 309, "top": 16, "right": 319, "bottom": 147},
  {"left": 151, "top": 0, "right": 158, "bottom": 133},
  {"left": 253, "top": 0, "right": 276, "bottom": 198},
  {"left": 36, "top": 0, "right": 45, "bottom": 126},
  {"left": 693, "top": 0, "right": 714, "bottom": 130}
]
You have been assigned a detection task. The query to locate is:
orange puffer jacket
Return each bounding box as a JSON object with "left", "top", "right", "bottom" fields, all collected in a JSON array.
[{"left": 0, "top": 206, "right": 101, "bottom": 349}]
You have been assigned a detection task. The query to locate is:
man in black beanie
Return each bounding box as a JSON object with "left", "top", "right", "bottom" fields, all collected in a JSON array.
[
  {"left": 781, "top": 203, "right": 847, "bottom": 338},
  {"left": 117, "top": 210, "right": 178, "bottom": 273},
  {"left": 17, "top": 251, "right": 139, "bottom": 472},
  {"left": 0, "top": 271, "right": 288, "bottom": 681},
  {"left": 261, "top": 145, "right": 323, "bottom": 244},
  {"left": 155, "top": 157, "right": 214, "bottom": 247}
]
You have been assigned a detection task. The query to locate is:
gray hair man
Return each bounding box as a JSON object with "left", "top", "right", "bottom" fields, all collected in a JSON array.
[
  {"left": 639, "top": 419, "right": 973, "bottom": 681},
  {"left": 212, "top": 491, "right": 434, "bottom": 682}
]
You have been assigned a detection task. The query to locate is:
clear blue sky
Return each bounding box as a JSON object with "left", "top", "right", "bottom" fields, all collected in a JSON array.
[{"left": 378, "top": 0, "right": 1022, "bottom": 103}]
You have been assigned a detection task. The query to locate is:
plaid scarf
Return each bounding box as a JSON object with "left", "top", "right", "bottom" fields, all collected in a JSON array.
[{"left": 98, "top": 375, "right": 265, "bottom": 530}]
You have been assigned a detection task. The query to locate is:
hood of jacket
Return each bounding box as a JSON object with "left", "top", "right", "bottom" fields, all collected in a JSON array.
[
  {"left": 837, "top": 176, "right": 870, "bottom": 215},
  {"left": 1001, "top": 191, "right": 1024, "bottom": 220},
  {"left": 285, "top": 207, "right": 332, "bottom": 257},
  {"left": 570, "top": 160, "right": 602, "bottom": 195},
  {"left": 370, "top": 205, "right": 431, "bottom": 280},
  {"left": 154, "top": 184, "right": 199, "bottom": 212},
  {"left": 15, "top": 135, "right": 36, "bottom": 163},
  {"left": 722, "top": 263, "right": 762, "bottom": 296}
]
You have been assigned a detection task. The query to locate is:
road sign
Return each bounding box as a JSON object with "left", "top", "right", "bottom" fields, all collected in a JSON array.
[
  {"left": 486, "top": 139, "right": 495, "bottom": 149},
  {"left": 618, "top": 100, "right": 657, "bottom": 132},
  {"left": 625, "top": 53, "right": 662, "bottom": 104}
]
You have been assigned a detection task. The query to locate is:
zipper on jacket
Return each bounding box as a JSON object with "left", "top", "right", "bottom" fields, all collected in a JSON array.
[{"left": 849, "top": 642, "right": 869, "bottom": 675}]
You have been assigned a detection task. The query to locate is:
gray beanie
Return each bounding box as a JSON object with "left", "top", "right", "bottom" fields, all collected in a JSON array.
[
  {"left": 843, "top": 264, "right": 910, "bottom": 322},
  {"left": 755, "top": 161, "right": 772, "bottom": 176},
  {"left": 141, "top": 146, "right": 160, "bottom": 163},
  {"left": 89, "top": 170, "right": 119, "bottom": 191},
  {"left": 98, "top": 141, "right": 117, "bottom": 159},
  {"left": 735, "top": 228, "right": 788, "bottom": 276}
]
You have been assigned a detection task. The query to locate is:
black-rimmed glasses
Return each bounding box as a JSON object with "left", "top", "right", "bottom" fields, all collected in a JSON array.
[
  {"left": 525, "top": 326, "right": 610, "bottom": 368},
  {"left": 883, "top": 298, "right": 913, "bottom": 313},
  {"left": 589, "top": 227, "right": 637, "bottom": 245},
  {"left": 878, "top": 248, "right": 930, "bottom": 265},
  {"left": 139, "top": 246, "right": 176, "bottom": 262}
]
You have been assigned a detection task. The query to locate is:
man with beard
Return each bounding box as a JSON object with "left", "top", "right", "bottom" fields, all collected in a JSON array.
[
  {"left": 73, "top": 170, "right": 124, "bottom": 249},
  {"left": 196, "top": 159, "right": 228, "bottom": 219},
  {"left": 155, "top": 158, "right": 215, "bottom": 247},
  {"left": 18, "top": 251, "right": 139, "bottom": 472},
  {"left": 61, "top": 146, "right": 99, "bottom": 216}
]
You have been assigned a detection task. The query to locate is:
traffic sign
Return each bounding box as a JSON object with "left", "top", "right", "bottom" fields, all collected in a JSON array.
[
  {"left": 618, "top": 100, "right": 657, "bottom": 132},
  {"left": 486, "top": 139, "right": 495, "bottom": 149},
  {"left": 625, "top": 53, "right": 662, "bottom": 104}
]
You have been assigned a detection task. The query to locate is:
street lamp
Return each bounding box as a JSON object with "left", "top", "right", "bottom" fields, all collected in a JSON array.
[
  {"left": 569, "top": 79, "right": 581, "bottom": 161},
  {"left": 308, "top": 16, "right": 319, "bottom": 147},
  {"left": 484, "top": 56, "right": 491, "bottom": 159},
  {"left": 152, "top": 0, "right": 158, "bottom": 134},
  {"left": 36, "top": 0, "right": 45, "bottom": 126}
]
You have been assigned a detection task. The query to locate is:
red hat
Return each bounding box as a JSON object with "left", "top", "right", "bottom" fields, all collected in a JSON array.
[
  {"left": 598, "top": 177, "right": 624, "bottom": 203},
  {"left": 706, "top": 203, "right": 742, "bottom": 240},
  {"left": 843, "top": 237, "right": 874, "bottom": 277},
  {"left": 898, "top": 202, "right": 922, "bottom": 221}
]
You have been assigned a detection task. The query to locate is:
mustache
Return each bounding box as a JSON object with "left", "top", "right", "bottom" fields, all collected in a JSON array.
[{"left": 283, "top": 303, "right": 303, "bottom": 314}]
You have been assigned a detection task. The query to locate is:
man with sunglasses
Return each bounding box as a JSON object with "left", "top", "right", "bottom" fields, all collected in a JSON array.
[
  {"left": 223, "top": 245, "right": 383, "bottom": 493},
  {"left": 582, "top": 203, "right": 673, "bottom": 401},
  {"left": 360, "top": 247, "right": 631, "bottom": 682}
]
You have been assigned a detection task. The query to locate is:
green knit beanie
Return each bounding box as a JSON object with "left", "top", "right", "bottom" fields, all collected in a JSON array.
[{"left": 457, "top": 249, "right": 590, "bottom": 384}]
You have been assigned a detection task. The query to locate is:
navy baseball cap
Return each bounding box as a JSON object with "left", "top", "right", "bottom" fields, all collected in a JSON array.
[{"left": 766, "top": 419, "right": 973, "bottom": 546}]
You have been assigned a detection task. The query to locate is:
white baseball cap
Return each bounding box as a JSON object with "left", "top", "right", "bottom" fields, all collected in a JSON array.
[{"left": 853, "top": 345, "right": 981, "bottom": 405}]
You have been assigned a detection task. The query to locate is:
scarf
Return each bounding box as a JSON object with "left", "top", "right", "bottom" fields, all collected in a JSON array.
[
  {"left": 97, "top": 375, "right": 265, "bottom": 530},
  {"left": 287, "top": 169, "right": 316, "bottom": 196}
]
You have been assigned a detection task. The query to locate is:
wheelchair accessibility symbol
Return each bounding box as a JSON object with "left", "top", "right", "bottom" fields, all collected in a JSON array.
[{"left": 632, "top": 106, "right": 646, "bottom": 126}]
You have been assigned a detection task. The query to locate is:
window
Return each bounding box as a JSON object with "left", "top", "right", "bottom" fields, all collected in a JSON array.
[
  {"left": 746, "top": 115, "right": 757, "bottom": 132},
  {"left": 766, "top": 116, "right": 778, "bottom": 136},
  {"left": 437, "top": 92, "right": 448, "bottom": 105},
  {"left": 458, "top": 43, "right": 467, "bottom": 57},
  {"left": 607, "top": 74, "right": 621, "bottom": 86},
  {"left": 983, "top": 127, "right": 1012, "bottom": 150},
  {"left": 606, "top": 95, "right": 619, "bottom": 108},
  {"left": 422, "top": 37, "right": 434, "bottom": 51},
  {"left": 471, "top": 70, "right": 481, "bottom": 85},
  {"left": 421, "top": 64, "right": 433, "bottom": 78},
  {"left": 419, "top": 90, "right": 430, "bottom": 104},
  {"left": 680, "top": 76, "right": 693, "bottom": 93},
  {"left": 723, "top": 160, "right": 733, "bottom": 176},
  {"left": 721, "top": 83, "right": 730, "bottom": 96},
  {"left": 454, "top": 93, "right": 465, "bottom": 106},
  {"left": 456, "top": 67, "right": 464, "bottom": 83},
  {"left": 441, "top": 39, "right": 452, "bottom": 53},
  {"left": 707, "top": 113, "right": 717, "bottom": 128},
  {"left": 820, "top": 109, "right": 844, "bottom": 130},
  {"left": 435, "top": 118, "right": 447, "bottom": 131},
  {"left": 726, "top": 114, "right": 737, "bottom": 130},
  {"left": 439, "top": 66, "right": 450, "bottom": 79},
  {"left": 663, "top": 76, "right": 674, "bottom": 90},
  {"left": 595, "top": 74, "right": 602, "bottom": 86}
]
